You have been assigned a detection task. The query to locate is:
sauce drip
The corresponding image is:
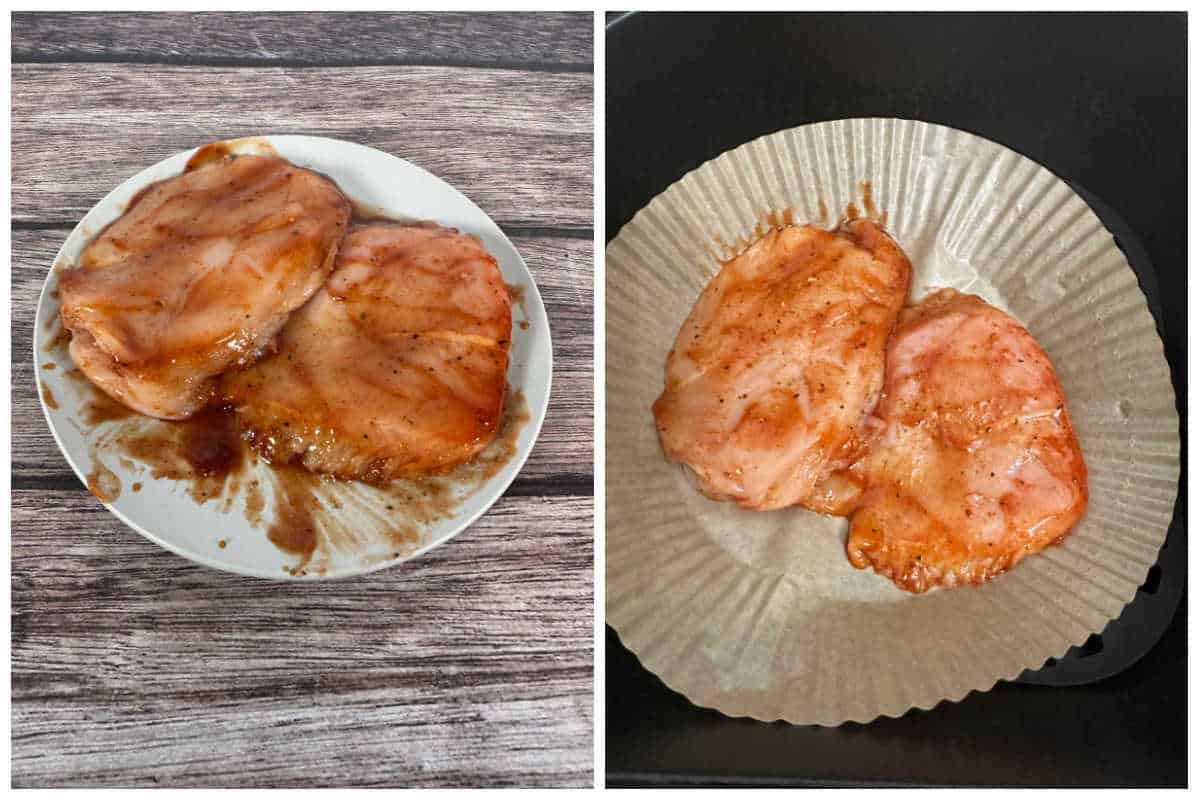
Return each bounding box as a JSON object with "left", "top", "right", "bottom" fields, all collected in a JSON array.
[
  {"left": 41, "top": 382, "right": 58, "bottom": 410},
  {"left": 86, "top": 459, "right": 120, "bottom": 504},
  {"left": 266, "top": 465, "right": 323, "bottom": 561},
  {"left": 860, "top": 181, "right": 877, "bottom": 218},
  {"left": 858, "top": 181, "right": 887, "bottom": 227},
  {"left": 110, "top": 404, "right": 245, "bottom": 505},
  {"left": 763, "top": 207, "right": 794, "bottom": 229},
  {"left": 505, "top": 282, "right": 528, "bottom": 321},
  {"left": 184, "top": 137, "right": 280, "bottom": 172},
  {"left": 62, "top": 369, "right": 135, "bottom": 425},
  {"left": 42, "top": 324, "right": 70, "bottom": 354},
  {"left": 747, "top": 207, "right": 799, "bottom": 243},
  {"left": 179, "top": 405, "right": 242, "bottom": 477},
  {"left": 184, "top": 141, "right": 234, "bottom": 172},
  {"left": 713, "top": 207, "right": 800, "bottom": 260}
]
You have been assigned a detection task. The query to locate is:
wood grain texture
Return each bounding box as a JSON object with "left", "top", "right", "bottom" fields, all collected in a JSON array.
[
  {"left": 12, "top": 64, "right": 592, "bottom": 229},
  {"left": 13, "top": 489, "right": 593, "bottom": 788},
  {"left": 12, "top": 12, "right": 594, "bottom": 788},
  {"left": 12, "top": 12, "right": 592, "bottom": 68}
]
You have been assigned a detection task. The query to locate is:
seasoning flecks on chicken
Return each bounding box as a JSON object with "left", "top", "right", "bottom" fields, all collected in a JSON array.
[
  {"left": 652, "top": 220, "right": 912, "bottom": 511},
  {"left": 839, "top": 289, "right": 1089, "bottom": 593},
  {"left": 58, "top": 154, "right": 351, "bottom": 420},
  {"left": 222, "top": 223, "right": 512, "bottom": 483}
]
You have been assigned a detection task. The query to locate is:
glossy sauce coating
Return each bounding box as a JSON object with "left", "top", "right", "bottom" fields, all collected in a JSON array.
[
  {"left": 223, "top": 222, "right": 512, "bottom": 483},
  {"left": 837, "top": 289, "right": 1088, "bottom": 592},
  {"left": 58, "top": 153, "right": 351, "bottom": 420},
  {"left": 653, "top": 220, "right": 911, "bottom": 511}
]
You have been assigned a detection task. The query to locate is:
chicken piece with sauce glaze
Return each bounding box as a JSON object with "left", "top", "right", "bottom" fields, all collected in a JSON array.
[
  {"left": 222, "top": 222, "right": 512, "bottom": 483},
  {"left": 58, "top": 153, "right": 351, "bottom": 420},
  {"left": 652, "top": 220, "right": 912, "bottom": 511},
  {"left": 833, "top": 289, "right": 1089, "bottom": 593}
]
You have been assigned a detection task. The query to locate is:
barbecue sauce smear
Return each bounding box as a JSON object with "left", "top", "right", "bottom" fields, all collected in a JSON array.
[{"left": 53, "top": 350, "right": 529, "bottom": 575}]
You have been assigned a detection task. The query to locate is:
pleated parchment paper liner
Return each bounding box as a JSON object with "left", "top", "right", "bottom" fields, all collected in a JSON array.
[{"left": 605, "top": 118, "right": 1180, "bottom": 725}]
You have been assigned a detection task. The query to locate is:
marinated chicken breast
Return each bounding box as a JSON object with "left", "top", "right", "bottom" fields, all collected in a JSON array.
[
  {"left": 59, "top": 154, "right": 351, "bottom": 420},
  {"left": 652, "top": 220, "right": 912, "bottom": 511},
  {"left": 222, "top": 223, "right": 511, "bottom": 483},
  {"left": 838, "top": 289, "right": 1088, "bottom": 593}
]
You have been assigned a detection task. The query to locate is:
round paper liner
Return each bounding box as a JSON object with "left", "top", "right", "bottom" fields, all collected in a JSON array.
[{"left": 605, "top": 118, "right": 1180, "bottom": 725}]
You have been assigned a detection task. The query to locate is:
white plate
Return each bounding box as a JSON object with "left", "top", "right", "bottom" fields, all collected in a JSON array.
[{"left": 34, "top": 135, "right": 553, "bottom": 580}]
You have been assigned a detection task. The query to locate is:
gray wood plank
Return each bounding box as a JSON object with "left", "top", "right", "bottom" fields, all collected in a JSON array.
[
  {"left": 13, "top": 12, "right": 592, "bottom": 69},
  {"left": 12, "top": 64, "right": 592, "bottom": 229},
  {"left": 12, "top": 489, "right": 593, "bottom": 788},
  {"left": 12, "top": 23, "right": 596, "bottom": 786},
  {"left": 13, "top": 229, "right": 593, "bottom": 493}
]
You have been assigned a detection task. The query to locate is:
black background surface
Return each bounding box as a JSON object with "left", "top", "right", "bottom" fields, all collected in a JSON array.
[{"left": 606, "top": 12, "right": 1186, "bottom": 787}]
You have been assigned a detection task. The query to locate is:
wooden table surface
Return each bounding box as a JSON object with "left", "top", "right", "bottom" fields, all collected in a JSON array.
[{"left": 11, "top": 13, "right": 593, "bottom": 788}]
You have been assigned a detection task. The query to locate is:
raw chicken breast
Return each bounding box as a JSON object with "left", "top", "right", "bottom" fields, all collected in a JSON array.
[
  {"left": 840, "top": 289, "right": 1088, "bottom": 593},
  {"left": 58, "top": 153, "right": 351, "bottom": 419},
  {"left": 652, "top": 220, "right": 912, "bottom": 511},
  {"left": 222, "top": 223, "right": 511, "bottom": 483}
]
